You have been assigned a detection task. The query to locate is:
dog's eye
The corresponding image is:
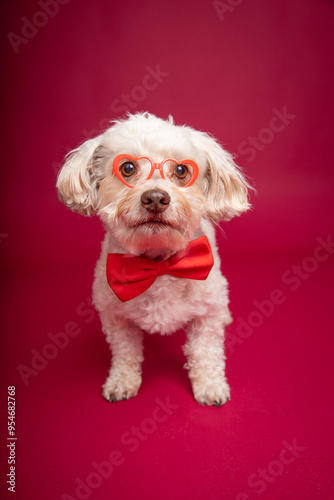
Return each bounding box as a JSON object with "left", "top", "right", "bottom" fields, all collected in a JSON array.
[
  {"left": 174, "top": 164, "right": 188, "bottom": 179},
  {"left": 120, "top": 162, "right": 136, "bottom": 177}
]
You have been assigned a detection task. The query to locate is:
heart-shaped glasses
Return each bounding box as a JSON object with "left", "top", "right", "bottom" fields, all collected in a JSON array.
[{"left": 113, "top": 154, "right": 199, "bottom": 188}]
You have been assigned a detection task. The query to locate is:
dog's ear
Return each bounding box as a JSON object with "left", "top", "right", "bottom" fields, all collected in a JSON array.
[
  {"left": 56, "top": 135, "right": 107, "bottom": 216},
  {"left": 198, "top": 132, "right": 252, "bottom": 222}
]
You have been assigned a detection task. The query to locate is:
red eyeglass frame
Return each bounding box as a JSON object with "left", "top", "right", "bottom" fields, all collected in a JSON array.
[{"left": 112, "top": 154, "right": 199, "bottom": 188}]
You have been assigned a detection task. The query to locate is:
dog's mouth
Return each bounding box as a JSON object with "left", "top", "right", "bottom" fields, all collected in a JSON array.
[
  {"left": 117, "top": 214, "right": 188, "bottom": 256},
  {"left": 134, "top": 217, "right": 173, "bottom": 229}
]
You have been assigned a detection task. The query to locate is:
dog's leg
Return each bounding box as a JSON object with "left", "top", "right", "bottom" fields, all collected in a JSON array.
[
  {"left": 184, "top": 315, "right": 230, "bottom": 407},
  {"left": 101, "top": 312, "right": 144, "bottom": 403}
]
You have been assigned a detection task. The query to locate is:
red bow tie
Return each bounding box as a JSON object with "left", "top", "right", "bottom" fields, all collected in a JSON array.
[{"left": 106, "top": 236, "right": 214, "bottom": 302}]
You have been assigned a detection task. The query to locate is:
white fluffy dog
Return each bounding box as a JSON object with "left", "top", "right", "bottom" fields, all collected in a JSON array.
[{"left": 57, "top": 112, "right": 251, "bottom": 406}]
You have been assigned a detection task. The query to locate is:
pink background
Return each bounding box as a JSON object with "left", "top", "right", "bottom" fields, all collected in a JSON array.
[{"left": 1, "top": 1, "right": 333, "bottom": 499}]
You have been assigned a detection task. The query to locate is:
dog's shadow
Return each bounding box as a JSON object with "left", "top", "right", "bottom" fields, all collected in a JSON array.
[{"left": 142, "top": 329, "right": 189, "bottom": 391}]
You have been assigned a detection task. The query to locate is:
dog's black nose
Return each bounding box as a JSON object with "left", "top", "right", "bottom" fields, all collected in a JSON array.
[{"left": 141, "top": 189, "right": 171, "bottom": 213}]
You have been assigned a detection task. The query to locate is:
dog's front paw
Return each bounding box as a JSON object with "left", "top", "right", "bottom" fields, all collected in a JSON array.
[
  {"left": 192, "top": 378, "right": 230, "bottom": 407},
  {"left": 102, "top": 369, "right": 142, "bottom": 403}
]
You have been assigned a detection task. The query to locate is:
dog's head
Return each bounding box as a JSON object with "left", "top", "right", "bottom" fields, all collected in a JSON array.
[{"left": 57, "top": 113, "right": 252, "bottom": 256}]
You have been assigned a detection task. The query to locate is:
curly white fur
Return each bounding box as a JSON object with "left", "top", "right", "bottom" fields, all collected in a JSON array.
[{"left": 57, "top": 112, "right": 251, "bottom": 406}]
